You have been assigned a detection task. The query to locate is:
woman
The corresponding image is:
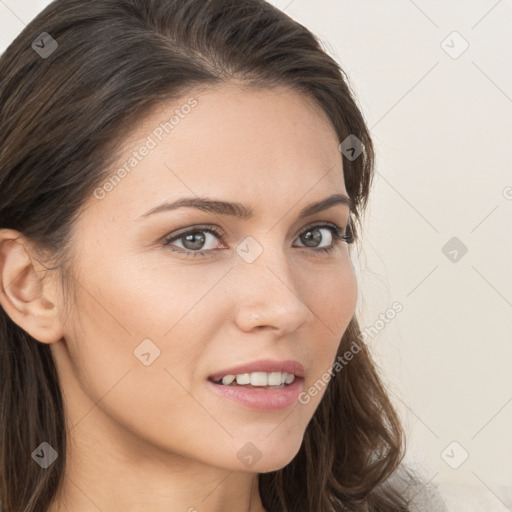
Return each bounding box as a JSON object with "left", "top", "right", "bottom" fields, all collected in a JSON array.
[{"left": 0, "top": 0, "right": 446, "bottom": 510}]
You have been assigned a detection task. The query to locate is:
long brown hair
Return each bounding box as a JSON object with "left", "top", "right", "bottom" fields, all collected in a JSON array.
[{"left": 0, "top": 1, "right": 418, "bottom": 510}]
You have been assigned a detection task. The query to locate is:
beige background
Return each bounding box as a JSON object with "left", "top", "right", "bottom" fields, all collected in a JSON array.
[{"left": 1, "top": 0, "right": 511, "bottom": 509}]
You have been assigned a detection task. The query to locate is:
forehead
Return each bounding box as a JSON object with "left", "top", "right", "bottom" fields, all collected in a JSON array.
[{"left": 90, "top": 83, "right": 346, "bottom": 220}]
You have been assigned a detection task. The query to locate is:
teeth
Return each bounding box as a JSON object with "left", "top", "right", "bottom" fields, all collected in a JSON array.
[
  {"left": 284, "top": 373, "right": 295, "bottom": 384},
  {"left": 268, "top": 372, "right": 282, "bottom": 386},
  {"left": 236, "top": 373, "right": 251, "bottom": 385},
  {"left": 219, "top": 372, "right": 295, "bottom": 386},
  {"left": 221, "top": 375, "right": 236, "bottom": 385}
]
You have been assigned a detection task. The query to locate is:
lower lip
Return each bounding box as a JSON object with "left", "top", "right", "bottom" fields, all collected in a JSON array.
[{"left": 207, "top": 377, "right": 304, "bottom": 411}]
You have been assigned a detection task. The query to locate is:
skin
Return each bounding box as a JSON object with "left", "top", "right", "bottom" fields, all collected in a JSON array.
[{"left": 0, "top": 82, "right": 357, "bottom": 512}]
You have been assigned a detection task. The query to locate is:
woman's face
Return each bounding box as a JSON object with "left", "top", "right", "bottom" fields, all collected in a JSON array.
[{"left": 53, "top": 83, "right": 358, "bottom": 473}]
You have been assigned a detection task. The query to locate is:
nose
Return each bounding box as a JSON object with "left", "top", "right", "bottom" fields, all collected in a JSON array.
[{"left": 231, "top": 242, "right": 314, "bottom": 336}]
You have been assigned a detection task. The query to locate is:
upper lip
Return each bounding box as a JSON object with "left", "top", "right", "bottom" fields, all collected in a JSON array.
[{"left": 208, "top": 359, "right": 305, "bottom": 381}]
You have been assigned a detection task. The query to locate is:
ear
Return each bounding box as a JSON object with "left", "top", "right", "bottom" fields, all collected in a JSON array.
[{"left": 0, "top": 229, "right": 64, "bottom": 344}]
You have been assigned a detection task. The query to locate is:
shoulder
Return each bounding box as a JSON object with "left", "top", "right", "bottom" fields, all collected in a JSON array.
[
  {"left": 385, "top": 465, "right": 449, "bottom": 512},
  {"left": 435, "top": 481, "right": 512, "bottom": 512}
]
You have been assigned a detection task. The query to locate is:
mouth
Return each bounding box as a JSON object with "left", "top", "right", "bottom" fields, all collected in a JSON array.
[
  {"left": 208, "top": 371, "right": 298, "bottom": 389},
  {"left": 206, "top": 360, "right": 305, "bottom": 411},
  {"left": 207, "top": 359, "right": 305, "bottom": 389},
  {"left": 207, "top": 375, "right": 305, "bottom": 411}
]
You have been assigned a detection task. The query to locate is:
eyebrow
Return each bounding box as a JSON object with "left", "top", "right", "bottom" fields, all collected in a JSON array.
[{"left": 138, "top": 193, "right": 353, "bottom": 220}]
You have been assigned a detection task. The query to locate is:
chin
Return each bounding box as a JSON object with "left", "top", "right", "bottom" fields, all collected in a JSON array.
[
  {"left": 244, "top": 437, "right": 304, "bottom": 473},
  {"left": 254, "top": 455, "right": 299, "bottom": 473}
]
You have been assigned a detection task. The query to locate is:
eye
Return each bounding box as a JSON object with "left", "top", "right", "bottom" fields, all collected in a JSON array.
[
  {"left": 162, "top": 222, "right": 353, "bottom": 258},
  {"left": 293, "top": 223, "right": 352, "bottom": 254},
  {"left": 162, "top": 224, "right": 224, "bottom": 257}
]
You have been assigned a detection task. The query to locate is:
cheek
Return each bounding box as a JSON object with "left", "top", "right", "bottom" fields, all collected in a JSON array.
[
  {"left": 299, "top": 259, "right": 357, "bottom": 399},
  {"left": 65, "top": 254, "right": 228, "bottom": 397},
  {"left": 305, "top": 257, "right": 357, "bottom": 336},
  {"left": 62, "top": 264, "right": 226, "bottom": 459}
]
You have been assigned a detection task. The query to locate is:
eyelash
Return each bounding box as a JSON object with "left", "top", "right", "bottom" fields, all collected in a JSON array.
[{"left": 162, "top": 222, "right": 354, "bottom": 258}]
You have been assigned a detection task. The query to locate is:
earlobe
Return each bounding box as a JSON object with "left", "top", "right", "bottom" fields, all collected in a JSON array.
[{"left": 0, "top": 229, "right": 64, "bottom": 344}]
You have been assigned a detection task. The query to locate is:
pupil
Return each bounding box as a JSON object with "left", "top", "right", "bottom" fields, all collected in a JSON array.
[
  {"left": 184, "top": 231, "right": 205, "bottom": 250},
  {"left": 302, "top": 229, "right": 321, "bottom": 247}
]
